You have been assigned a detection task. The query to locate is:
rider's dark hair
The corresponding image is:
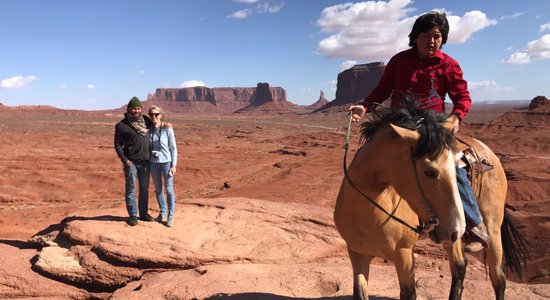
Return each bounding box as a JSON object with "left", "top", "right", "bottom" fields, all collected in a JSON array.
[{"left": 408, "top": 11, "right": 449, "bottom": 48}]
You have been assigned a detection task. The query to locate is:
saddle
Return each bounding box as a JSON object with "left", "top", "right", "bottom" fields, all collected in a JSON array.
[{"left": 453, "top": 135, "right": 494, "bottom": 198}]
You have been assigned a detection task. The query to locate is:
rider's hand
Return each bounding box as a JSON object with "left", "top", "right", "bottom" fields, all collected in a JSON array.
[
  {"left": 349, "top": 104, "right": 366, "bottom": 122},
  {"left": 447, "top": 114, "right": 460, "bottom": 133}
]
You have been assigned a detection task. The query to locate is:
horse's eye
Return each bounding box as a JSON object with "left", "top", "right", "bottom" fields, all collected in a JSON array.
[{"left": 424, "top": 169, "right": 439, "bottom": 178}]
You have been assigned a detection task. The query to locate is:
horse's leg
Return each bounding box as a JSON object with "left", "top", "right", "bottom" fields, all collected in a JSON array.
[
  {"left": 348, "top": 249, "right": 373, "bottom": 300},
  {"left": 485, "top": 220, "right": 506, "bottom": 300},
  {"left": 444, "top": 241, "right": 467, "bottom": 300},
  {"left": 394, "top": 248, "right": 416, "bottom": 300}
]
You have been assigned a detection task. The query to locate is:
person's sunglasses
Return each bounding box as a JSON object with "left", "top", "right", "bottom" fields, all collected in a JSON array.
[{"left": 149, "top": 113, "right": 161, "bottom": 117}]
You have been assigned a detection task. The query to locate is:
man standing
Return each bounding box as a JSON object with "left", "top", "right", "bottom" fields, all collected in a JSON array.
[{"left": 114, "top": 97, "right": 155, "bottom": 226}]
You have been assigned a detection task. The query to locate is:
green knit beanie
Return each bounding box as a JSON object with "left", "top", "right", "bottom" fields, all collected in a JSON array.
[{"left": 127, "top": 96, "right": 141, "bottom": 108}]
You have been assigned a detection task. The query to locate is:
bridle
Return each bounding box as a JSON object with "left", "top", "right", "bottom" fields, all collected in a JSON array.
[{"left": 343, "top": 108, "right": 439, "bottom": 234}]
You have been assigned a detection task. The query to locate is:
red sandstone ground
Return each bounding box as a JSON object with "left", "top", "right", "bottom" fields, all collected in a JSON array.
[{"left": 0, "top": 101, "right": 549, "bottom": 299}]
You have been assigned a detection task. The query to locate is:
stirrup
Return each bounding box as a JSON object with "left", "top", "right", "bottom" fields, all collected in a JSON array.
[{"left": 464, "top": 223, "right": 489, "bottom": 252}]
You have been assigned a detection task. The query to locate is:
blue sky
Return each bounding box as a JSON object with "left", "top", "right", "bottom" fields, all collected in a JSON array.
[{"left": 0, "top": 0, "right": 549, "bottom": 110}]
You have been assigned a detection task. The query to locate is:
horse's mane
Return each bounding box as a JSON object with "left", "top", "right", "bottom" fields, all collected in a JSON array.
[{"left": 360, "top": 97, "right": 455, "bottom": 159}]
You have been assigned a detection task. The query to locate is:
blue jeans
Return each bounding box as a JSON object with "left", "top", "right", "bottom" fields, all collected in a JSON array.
[
  {"left": 456, "top": 165, "right": 482, "bottom": 227},
  {"left": 150, "top": 162, "right": 176, "bottom": 217},
  {"left": 124, "top": 161, "right": 150, "bottom": 217}
]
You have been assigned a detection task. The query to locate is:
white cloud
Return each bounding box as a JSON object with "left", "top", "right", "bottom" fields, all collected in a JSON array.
[
  {"left": 59, "top": 84, "right": 68, "bottom": 89},
  {"left": 540, "top": 22, "right": 550, "bottom": 33},
  {"left": 180, "top": 80, "right": 206, "bottom": 88},
  {"left": 228, "top": 9, "right": 252, "bottom": 19},
  {"left": 500, "top": 12, "right": 524, "bottom": 21},
  {"left": 138, "top": 70, "right": 145, "bottom": 74},
  {"left": 503, "top": 34, "right": 550, "bottom": 64},
  {"left": 316, "top": 0, "right": 496, "bottom": 62},
  {"left": 446, "top": 11, "right": 497, "bottom": 44},
  {"left": 229, "top": 2, "right": 283, "bottom": 19},
  {"left": 256, "top": 2, "right": 283, "bottom": 14},
  {"left": 0, "top": 75, "right": 37, "bottom": 89},
  {"left": 468, "top": 80, "right": 513, "bottom": 92},
  {"left": 340, "top": 60, "right": 358, "bottom": 71},
  {"left": 233, "top": 0, "right": 259, "bottom": 3},
  {"left": 87, "top": 84, "right": 96, "bottom": 89}
]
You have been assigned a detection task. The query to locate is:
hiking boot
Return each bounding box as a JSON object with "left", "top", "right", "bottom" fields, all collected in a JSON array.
[
  {"left": 156, "top": 214, "right": 167, "bottom": 223},
  {"left": 139, "top": 214, "right": 155, "bottom": 222},
  {"left": 167, "top": 216, "right": 174, "bottom": 227},
  {"left": 465, "top": 222, "right": 490, "bottom": 252},
  {"left": 128, "top": 216, "right": 138, "bottom": 226}
]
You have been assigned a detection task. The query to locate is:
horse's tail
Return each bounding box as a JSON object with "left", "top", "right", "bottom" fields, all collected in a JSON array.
[{"left": 501, "top": 208, "right": 529, "bottom": 275}]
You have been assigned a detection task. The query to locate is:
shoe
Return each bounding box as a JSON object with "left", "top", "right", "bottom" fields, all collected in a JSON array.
[
  {"left": 156, "top": 214, "right": 167, "bottom": 223},
  {"left": 464, "top": 223, "right": 490, "bottom": 252},
  {"left": 465, "top": 241, "right": 484, "bottom": 253},
  {"left": 128, "top": 216, "right": 138, "bottom": 226},
  {"left": 167, "top": 216, "right": 174, "bottom": 227},
  {"left": 139, "top": 214, "right": 154, "bottom": 222}
]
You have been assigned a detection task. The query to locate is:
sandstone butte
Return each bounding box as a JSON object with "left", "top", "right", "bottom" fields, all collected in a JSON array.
[{"left": 123, "top": 62, "right": 384, "bottom": 115}]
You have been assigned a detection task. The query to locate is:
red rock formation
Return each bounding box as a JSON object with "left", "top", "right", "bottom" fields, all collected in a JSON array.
[
  {"left": 307, "top": 90, "right": 330, "bottom": 111},
  {"left": 316, "top": 62, "right": 385, "bottom": 112},
  {"left": 149, "top": 83, "right": 290, "bottom": 114},
  {"left": 528, "top": 95, "right": 550, "bottom": 113},
  {"left": 232, "top": 83, "right": 300, "bottom": 114}
]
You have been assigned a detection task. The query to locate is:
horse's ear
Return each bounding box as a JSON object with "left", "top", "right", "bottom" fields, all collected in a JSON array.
[{"left": 390, "top": 123, "right": 420, "bottom": 145}]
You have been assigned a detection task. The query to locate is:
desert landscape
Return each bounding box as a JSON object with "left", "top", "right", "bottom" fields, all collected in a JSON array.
[{"left": 0, "top": 94, "right": 549, "bottom": 299}]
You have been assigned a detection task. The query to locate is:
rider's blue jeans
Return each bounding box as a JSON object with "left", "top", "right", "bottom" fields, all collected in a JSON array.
[{"left": 456, "top": 165, "right": 482, "bottom": 227}]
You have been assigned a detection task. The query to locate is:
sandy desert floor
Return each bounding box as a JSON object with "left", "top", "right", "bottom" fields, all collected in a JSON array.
[{"left": 0, "top": 102, "right": 549, "bottom": 299}]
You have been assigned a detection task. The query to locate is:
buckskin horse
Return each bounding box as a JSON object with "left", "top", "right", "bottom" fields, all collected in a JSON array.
[{"left": 335, "top": 101, "right": 527, "bottom": 299}]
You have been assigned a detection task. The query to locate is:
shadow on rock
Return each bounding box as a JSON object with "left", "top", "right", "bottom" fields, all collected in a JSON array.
[
  {"left": 32, "top": 215, "right": 127, "bottom": 236},
  {"left": 0, "top": 239, "right": 36, "bottom": 249},
  {"left": 60, "top": 214, "right": 128, "bottom": 223}
]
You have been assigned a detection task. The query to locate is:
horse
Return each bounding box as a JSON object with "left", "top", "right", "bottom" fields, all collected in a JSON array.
[{"left": 334, "top": 102, "right": 527, "bottom": 300}]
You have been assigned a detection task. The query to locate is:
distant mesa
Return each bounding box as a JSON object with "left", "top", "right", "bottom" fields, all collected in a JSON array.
[
  {"left": 147, "top": 82, "right": 315, "bottom": 115},
  {"left": 0, "top": 103, "right": 97, "bottom": 115},
  {"left": 528, "top": 95, "right": 550, "bottom": 113},
  {"left": 234, "top": 82, "right": 295, "bottom": 114},
  {"left": 145, "top": 63, "right": 386, "bottom": 115},
  {"left": 490, "top": 95, "right": 550, "bottom": 127},
  {"left": 315, "top": 62, "right": 386, "bottom": 113}
]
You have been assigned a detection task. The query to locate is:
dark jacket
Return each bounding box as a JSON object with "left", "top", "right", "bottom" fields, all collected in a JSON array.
[{"left": 114, "top": 114, "right": 152, "bottom": 163}]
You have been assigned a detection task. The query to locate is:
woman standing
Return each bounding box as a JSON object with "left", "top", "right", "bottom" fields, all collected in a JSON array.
[{"left": 148, "top": 105, "right": 178, "bottom": 227}]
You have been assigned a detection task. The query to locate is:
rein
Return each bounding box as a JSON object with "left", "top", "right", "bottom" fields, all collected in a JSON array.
[{"left": 343, "top": 112, "right": 439, "bottom": 234}]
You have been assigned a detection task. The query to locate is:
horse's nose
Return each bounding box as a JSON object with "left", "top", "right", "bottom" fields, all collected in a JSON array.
[{"left": 449, "top": 230, "right": 459, "bottom": 243}]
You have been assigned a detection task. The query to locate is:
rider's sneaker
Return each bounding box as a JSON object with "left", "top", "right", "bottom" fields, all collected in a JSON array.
[{"left": 465, "top": 223, "right": 490, "bottom": 252}]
